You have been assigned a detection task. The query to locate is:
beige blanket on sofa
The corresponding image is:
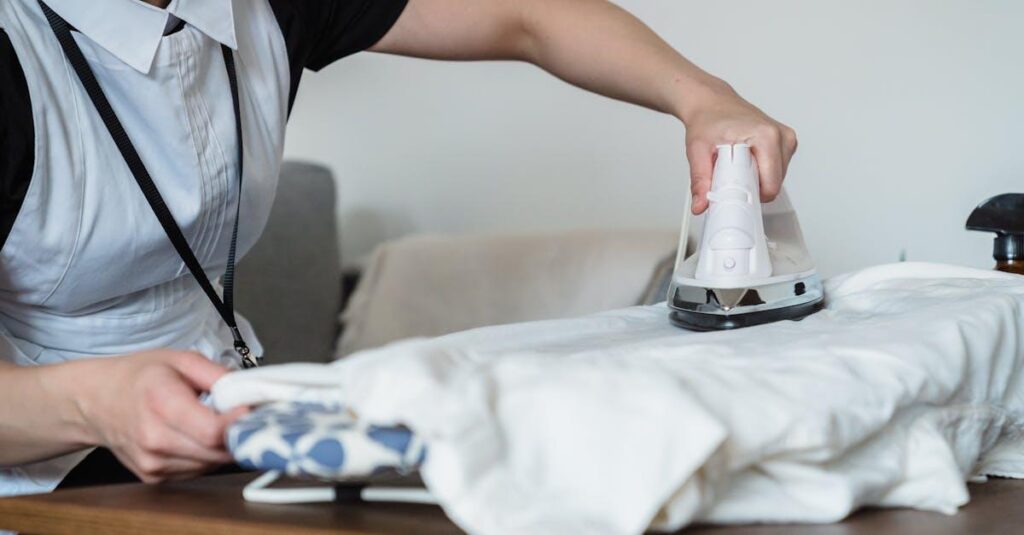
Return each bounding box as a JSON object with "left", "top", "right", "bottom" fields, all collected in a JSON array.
[{"left": 338, "top": 229, "right": 678, "bottom": 356}]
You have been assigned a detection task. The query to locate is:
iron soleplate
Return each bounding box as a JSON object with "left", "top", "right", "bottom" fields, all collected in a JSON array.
[{"left": 668, "top": 297, "right": 824, "bottom": 332}]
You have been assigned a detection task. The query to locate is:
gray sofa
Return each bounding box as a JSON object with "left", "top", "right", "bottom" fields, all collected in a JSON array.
[{"left": 235, "top": 162, "right": 341, "bottom": 364}]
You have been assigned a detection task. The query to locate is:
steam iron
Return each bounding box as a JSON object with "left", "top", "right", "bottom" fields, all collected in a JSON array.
[{"left": 667, "top": 144, "right": 824, "bottom": 331}]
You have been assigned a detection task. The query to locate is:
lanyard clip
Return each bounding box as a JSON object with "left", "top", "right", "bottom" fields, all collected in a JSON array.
[{"left": 231, "top": 326, "right": 260, "bottom": 369}]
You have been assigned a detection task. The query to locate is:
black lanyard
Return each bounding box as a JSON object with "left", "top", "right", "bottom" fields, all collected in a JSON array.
[{"left": 40, "top": 2, "right": 259, "bottom": 368}]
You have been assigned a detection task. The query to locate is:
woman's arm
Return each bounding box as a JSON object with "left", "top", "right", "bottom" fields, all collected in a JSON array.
[
  {"left": 0, "top": 352, "right": 243, "bottom": 482},
  {"left": 0, "top": 361, "right": 87, "bottom": 463},
  {"left": 372, "top": 0, "right": 797, "bottom": 214}
]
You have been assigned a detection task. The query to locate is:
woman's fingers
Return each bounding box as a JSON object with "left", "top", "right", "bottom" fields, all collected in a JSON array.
[
  {"left": 220, "top": 405, "right": 250, "bottom": 427},
  {"left": 116, "top": 445, "right": 221, "bottom": 484},
  {"left": 749, "top": 133, "right": 784, "bottom": 203},
  {"left": 142, "top": 354, "right": 243, "bottom": 473},
  {"left": 148, "top": 372, "right": 229, "bottom": 451},
  {"left": 166, "top": 351, "right": 229, "bottom": 392},
  {"left": 687, "top": 140, "right": 714, "bottom": 215},
  {"left": 780, "top": 125, "right": 798, "bottom": 178},
  {"left": 144, "top": 421, "right": 233, "bottom": 464},
  {"left": 690, "top": 130, "right": 790, "bottom": 211}
]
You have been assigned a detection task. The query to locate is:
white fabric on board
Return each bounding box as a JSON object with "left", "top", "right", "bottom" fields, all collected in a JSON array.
[{"left": 212, "top": 263, "right": 1024, "bottom": 534}]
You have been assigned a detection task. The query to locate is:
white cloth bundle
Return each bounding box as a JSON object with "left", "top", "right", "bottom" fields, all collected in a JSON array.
[{"left": 212, "top": 263, "right": 1024, "bottom": 535}]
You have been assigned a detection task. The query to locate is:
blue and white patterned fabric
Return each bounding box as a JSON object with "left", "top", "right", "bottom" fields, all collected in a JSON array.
[{"left": 226, "top": 401, "right": 427, "bottom": 480}]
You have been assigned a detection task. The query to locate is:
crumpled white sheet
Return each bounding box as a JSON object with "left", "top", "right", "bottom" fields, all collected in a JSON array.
[{"left": 211, "top": 263, "right": 1024, "bottom": 535}]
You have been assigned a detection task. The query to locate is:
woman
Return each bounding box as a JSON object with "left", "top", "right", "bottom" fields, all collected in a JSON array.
[{"left": 0, "top": 0, "right": 797, "bottom": 494}]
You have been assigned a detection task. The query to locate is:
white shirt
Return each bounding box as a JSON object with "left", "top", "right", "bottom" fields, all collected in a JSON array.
[
  {"left": 0, "top": 0, "right": 407, "bottom": 496},
  {"left": 0, "top": 0, "right": 287, "bottom": 496}
]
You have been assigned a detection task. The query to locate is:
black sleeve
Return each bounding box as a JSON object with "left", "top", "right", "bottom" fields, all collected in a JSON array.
[
  {"left": 268, "top": 0, "right": 409, "bottom": 113},
  {"left": 0, "top": 29, "right": 34, "bottom": 252}
]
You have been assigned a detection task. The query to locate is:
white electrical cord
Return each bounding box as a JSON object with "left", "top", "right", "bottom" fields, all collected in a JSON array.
[{"left": 243, "top": 471, "right": 437, "bottom": 505}]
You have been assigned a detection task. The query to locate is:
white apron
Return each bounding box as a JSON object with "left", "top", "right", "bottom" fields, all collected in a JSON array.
[{"left": 0, "top": 0, "right": 289, "bottom": 495}]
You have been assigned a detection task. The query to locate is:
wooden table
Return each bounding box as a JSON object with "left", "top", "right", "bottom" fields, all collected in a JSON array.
[{"left": 0, "top": 473, "right": 1021, "bottom": 534}]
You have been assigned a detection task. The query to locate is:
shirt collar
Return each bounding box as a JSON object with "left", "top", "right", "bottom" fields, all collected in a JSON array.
[{"left": 43, "top": 0, "right": 237, "bottom": 74}]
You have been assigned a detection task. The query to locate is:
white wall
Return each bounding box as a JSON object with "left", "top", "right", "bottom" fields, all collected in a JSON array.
[{"left": 283, "top": 0, "right": 1024, "bottom": 277}]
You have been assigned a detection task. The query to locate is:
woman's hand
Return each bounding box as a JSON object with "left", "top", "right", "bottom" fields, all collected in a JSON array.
[
  {"left": 64, "top": 351, "right": 246, "bottom": 483},
  {"left": 682, "top": 80, "right": 798, "bottom": 215}
]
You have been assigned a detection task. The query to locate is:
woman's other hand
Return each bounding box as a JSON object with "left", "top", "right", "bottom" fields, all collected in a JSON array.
[{"left": 65, "top": 350, "right": 246, "bottom": 483}]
